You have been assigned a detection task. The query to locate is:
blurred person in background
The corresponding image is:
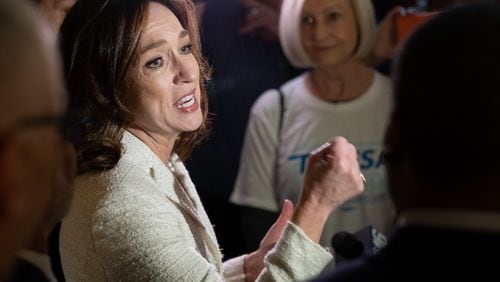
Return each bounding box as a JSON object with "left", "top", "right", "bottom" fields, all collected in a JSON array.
[
  {"left": 12, "top": 2, "right": 78, "bottom": 282},
  {"left": 0, "top": 0, "right": 71, "bottom": 280},
  {"left": 231, "top": 0, "right": 396, "bottom": 251}
]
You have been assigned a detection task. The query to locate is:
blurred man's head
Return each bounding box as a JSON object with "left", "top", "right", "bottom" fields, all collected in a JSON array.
[
  {"left": 0, "top": 0, "right": 66, "bottom": 278},
  {"left": 385, "top": 3, "right": 500, "bottom": 213}
]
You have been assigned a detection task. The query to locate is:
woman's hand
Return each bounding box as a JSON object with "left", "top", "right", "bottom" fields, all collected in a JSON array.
[
  {"left": 293, "top": 137, "right": 364, "bottom": 242},
  {"left": 239, "top": 0, "right": 282, "bottom": 42},
  {"left": 244, "top": 200, "right": 294, "bottom": 282},
  {"left": 363, "top": 6, "right": 402, "bottom": 67},
  {"left": 244, "top": 137, "right": 363, "bottom": 278}
]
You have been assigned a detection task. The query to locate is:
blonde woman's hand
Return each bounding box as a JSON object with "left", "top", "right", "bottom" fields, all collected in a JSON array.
[
  {"left": 239, "top": 0, "right": 281, "bottom": 42},
  {"left": 364, "top": 6, "right": 402, "bottom": 67}
]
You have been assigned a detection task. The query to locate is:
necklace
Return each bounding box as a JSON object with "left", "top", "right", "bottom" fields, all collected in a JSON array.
[{"left": 166, "top": 161, "right": 176, "bottom": 173}]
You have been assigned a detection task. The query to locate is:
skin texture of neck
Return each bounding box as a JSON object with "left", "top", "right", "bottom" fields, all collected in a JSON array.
[
  {"left": 127, "top": 126, "right": 176, "bottom": 166},
  {"left": 306, "top": 59, "right": 374, "bottom": 103}
]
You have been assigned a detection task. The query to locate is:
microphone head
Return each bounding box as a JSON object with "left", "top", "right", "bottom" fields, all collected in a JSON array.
[{"left": 331, "top": 231, "right": 364, "bottom": 259}]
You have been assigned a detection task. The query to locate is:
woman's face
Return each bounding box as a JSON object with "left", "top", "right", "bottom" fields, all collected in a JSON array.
[
  {"left": 131, "top": 2, "right": 202, "bottom": 138},
  {"left": 300, "top": 0, "right": 359, "bottom": 66}
]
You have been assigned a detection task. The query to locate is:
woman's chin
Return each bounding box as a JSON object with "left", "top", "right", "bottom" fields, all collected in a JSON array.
[{"left": 182, "top": 114, "right": 204, "bottom": 132}]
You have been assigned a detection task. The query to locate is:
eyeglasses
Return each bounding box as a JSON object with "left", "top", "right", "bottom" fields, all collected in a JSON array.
[{"left": 0, "top": 114, "right": 64, "bottom": 150}]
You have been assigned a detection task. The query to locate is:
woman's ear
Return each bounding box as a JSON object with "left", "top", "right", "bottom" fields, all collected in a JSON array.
[{"left": 0, "top": 138, "right": 51, "bottom": 231}]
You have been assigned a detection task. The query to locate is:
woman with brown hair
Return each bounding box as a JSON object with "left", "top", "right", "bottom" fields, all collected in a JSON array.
[{"left": 59, "top": 0, "right": 364, "bottom": 280}]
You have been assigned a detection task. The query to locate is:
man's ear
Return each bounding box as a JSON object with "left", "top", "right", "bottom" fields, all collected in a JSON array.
[{"left": 0, "top": 141, "right": 23, "bottom": 219}]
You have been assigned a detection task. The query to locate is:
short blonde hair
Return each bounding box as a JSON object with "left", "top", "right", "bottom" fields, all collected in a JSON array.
[{"left": 279, "top": 0, "right": 376, "bottom": 68}]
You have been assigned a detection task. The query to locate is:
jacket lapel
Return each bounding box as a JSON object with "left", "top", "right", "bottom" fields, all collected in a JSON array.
[
  {"left": 152, "top": 160, "right": 223, "bottom": 268},
  {"left": 168, "top": 156, "right": 223, "bottom": 268},
  {"left": 121, "top": 131, "right": 222, "bottom": 269}
]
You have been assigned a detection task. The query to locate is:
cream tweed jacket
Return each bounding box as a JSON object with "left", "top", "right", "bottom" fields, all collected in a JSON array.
[{"left": 60, "top": 131, "right": 332, "bottom": 281}]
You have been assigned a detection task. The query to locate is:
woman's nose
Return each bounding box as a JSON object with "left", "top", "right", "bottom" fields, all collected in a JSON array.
[
  {"left": 312, "top": 21, "right": 329, "bottom": 41},
  {"left": 173, "top": 56, "right": 197, "bottom": 84}
]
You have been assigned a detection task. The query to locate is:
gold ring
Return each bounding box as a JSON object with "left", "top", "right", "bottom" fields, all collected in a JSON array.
[{"left": 360, "top": 173, "right": 366, "bottom": 183}]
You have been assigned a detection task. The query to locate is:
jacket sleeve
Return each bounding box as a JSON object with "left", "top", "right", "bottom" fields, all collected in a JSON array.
[
  {"left": 257, "top": 222, "right": 333, "bottom": 282},
  {"left": 221, "top": 223, "right": 333, "bottom": 282}
]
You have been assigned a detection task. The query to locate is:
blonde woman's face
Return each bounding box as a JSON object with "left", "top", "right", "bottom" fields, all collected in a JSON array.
[
  {"left": 300, "top": 0, "right": 359, "bottom": 66},
  {"left": 132, "top": 2, "right": 202, "bottom": 138}
]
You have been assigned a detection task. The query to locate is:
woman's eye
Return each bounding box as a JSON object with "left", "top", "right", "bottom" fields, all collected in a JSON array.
[
  {"left": 180, "top": 44, "right": 193, "bottom": 55},
  {"left": 302, "top": 16, "right": 315, "bottom": 25},
  {"left": 329, "top": 12, "right": 340, "bottom": 21},
  {"left": 145, "top": 57, "right": 164, "bottom": 70}
]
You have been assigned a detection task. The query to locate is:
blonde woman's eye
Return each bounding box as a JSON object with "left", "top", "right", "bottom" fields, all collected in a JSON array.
[
  {"left": 329, "top": 12, "right": 340, "bottom": 21},
  {"left": 302, "top": 16, "right": 315, "bottom": 25},
  {"left": 145, "top": 57, "right": 164, "bottom": 70},
  {"left": 180, "top": 44, "right": 193, "bottom": 55}
]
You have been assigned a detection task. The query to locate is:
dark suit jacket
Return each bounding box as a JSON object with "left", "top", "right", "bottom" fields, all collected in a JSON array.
[
  {"left": 313, "top": 225, "right": 500, "bottom": 281},
  {"left": 7, "top": 258, "right": 50, "bottom": 282}
]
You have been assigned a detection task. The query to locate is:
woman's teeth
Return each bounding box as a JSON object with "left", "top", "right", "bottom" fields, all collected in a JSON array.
[{"left": 176, "top": 94, "right": 195, "bottom": 109}]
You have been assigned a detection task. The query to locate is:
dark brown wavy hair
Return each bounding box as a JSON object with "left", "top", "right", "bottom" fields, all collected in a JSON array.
[{"left": 60, "top": 0, "right": 210, "bottom": 175}]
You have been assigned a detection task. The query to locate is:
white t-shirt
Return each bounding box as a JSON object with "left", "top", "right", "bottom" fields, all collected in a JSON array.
[{"left": 230, "top": 71, "right": 395, "bottom": 247}]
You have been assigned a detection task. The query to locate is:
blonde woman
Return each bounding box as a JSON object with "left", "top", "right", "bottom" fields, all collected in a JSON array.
[{"left": 232, "top": 0, "right": 395, "bottom": 250}]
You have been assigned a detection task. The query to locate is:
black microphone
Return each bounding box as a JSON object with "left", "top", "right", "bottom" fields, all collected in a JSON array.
[
  {"left": 331, "top": 231, "right": 363, "bottom": 259},
  {"left": 331, "top": 226, "right": 387, "bottom": 265}
]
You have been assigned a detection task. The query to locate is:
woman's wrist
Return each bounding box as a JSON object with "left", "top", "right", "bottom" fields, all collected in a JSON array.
[
  {"left": 244, "top": 250, "right": 264, "bottom": 282},
  {"left": 291, "top": 199, "right": 332, "bottom": 243}
]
